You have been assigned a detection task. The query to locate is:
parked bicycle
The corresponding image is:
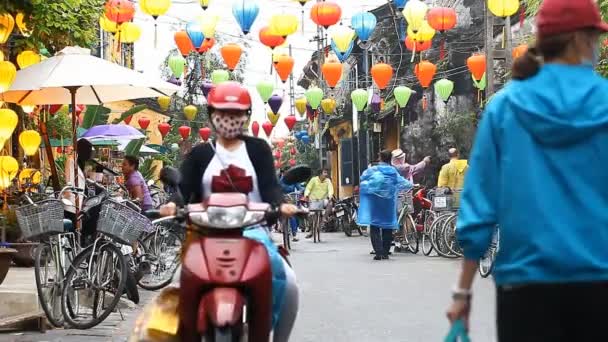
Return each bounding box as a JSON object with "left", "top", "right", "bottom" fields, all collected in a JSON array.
[
  {"left": 479, "top": 227, "right": 500, "bottom": 278},
  {"left": 334, "top": 196, "right": 362, "bottom": 237}
]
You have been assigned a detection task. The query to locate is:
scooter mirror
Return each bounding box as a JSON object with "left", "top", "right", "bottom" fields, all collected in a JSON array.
[
  {"left": 283, "top": 165, "right": 312, "bottom": 185},
  {"left": 160, "top": 166, "right": 181, "bottom": 188}
]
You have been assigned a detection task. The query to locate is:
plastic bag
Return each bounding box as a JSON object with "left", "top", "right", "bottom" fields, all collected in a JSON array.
[{"left": 444, "top": 320, "right": 471, "bottom": 342}]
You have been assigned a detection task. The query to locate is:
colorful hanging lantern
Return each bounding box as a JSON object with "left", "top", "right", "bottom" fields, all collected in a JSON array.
[
  {"left": 186, "top": 21, "right": 205, "bottom": 49},
  {"left": 232, "top": 0, "right": 259, "bottom": 35},
  {"left": 290, "top": 147, "right": 297, "bottom": 155},
  {"left": 274, "top": 55, "right": 295, "bottom": 83},
  {"left": 305, "top": 87, "right": 324, "bottom": 110},
  {"left": 274, "top": 150, "right": 282, "bottom": 160},
  {"left": 267, "top": 111, "right": 280, "bottom": 126},
  {"left": 21, "top": 105, "right": 35, "bottom": 114},
  {"left": 174, "top": 31, "right": 195, "bottom": 57},
  {"left": 158, "top": 122, "right": 171, "bottom": 137},
  {"left": 199, "top": 127, "right": 212, "bottom": 141},
  {"left": 140, "top": 0, "right": 171, "bottom": 19},
  {"left": 467, "top": 54, "right": 486, "bottom": 81},
  {"left": 331, "top": 24, "right": 355, "bottom": 53},
  {"left": 211, "top": 69, "right": 230, "bottom": 85},
  {"left": 19, "top": 169, "right": 41, "bottom": 185},
  {"left": 414, "top": 61, "right": 437, "bottom": 88},
  {"left": 321, "top": 98, "right": 337, "bottom": 115},
  {"left": 104, "top": 0, "right": 135, "bottom": 24},
  {"left": 158, "top": 96, "right": 171, "bottom": 111},
  {"left": 284, "top": 115, "right": 297, "bottom": 131},
  {"left": 392, "top": 0, "right": 407, "bottom": 11},
  {"left": 168, "top": 53, "right": 185, "bottom": 78},
  {"left": 119, "top": 22, "right": 142, "bottom": 43},
  {"left": 16, "top": 50, "right": 40, "bottom": 69},
  {"left": 331, "top": 39, "right": 354, "bottom": 63},
  {"left": 178, "top": 126, "right": 191, "bottom": 139},
  {"left": 370, "top": 93, "right": 383, "bottom": 113},
  {"left": 256, "top": 81, "right": 274, "bottom": 103},
  {"left": 512, "top": 44, "right": 528, "bottom": 59},
  {"left": 198, "top": 13, "right": 220, "bottom": 39},
  {"left": 289, "top": 159, "right": 296, "bottom": 167},
  {"left": 402, "top": 0, "right": 428, "bottom": 34},
  {"left": 0, "top": 13, "right": 14, "bottom": 44},
  {"left": 251, "top": 121, "right": 260, "bottom": 137},
  {"left": 322, "top": 62, "right": 343, "bottom": 89},
  {"left": 427, "top": 8, "right": 457, "bottom": 33},
  {"left": 100, "top": 15, "right": 119, "bottom": 33},
  {"left": 269, "top": 14, "right": 299, "bottom": 38},
  {"left": 19, "top": 130, "right": 41, "bottom": 156},
  {"left": 184, "top": 105, "right": 197, "bottom": 121},
  {"left": 295, "top": 97, "right": 307, "bottom": 116},
  {"left": 310, "top": 1, "right": 342, "bottom": 29},
  {"left": 0, "top": 61, "right": 16, "bottom": 92},
  {"left": 201, "top": 81, "right": 214, "bottom": 98},
  {"left": 124, "top": 115, "right": 133, "bottom": 124},
  {"left": 488, "top": 0, "right": 520, "bottom": 17},
  {"left": 138, "top": 117, "right": 151, "bottom": 130},
  {"left": 198, "top": 37, "right": 215, "bottom": 53},
  {"left": 0, "top": 109, "right": 18, "bottom": 149},
  {"left": 351, "top": 12, "right": 377, "bottom": 43},
  {"left": 0, "top": 51, "right": 4, "bottom": 61},
  {"left": 435, "top": 78, "right": 454, "bottom": 103},
  {"left": 262, "top": 121, "right": 274, "bottom": 136},
  {"left": 220, "top": 44, "right": 243, "bottom": 71},
  {"left": 170, "top": 143, "right": 179, "bottom": 152},
  {"left": 0, "top": 156, "right": 18, "bottom": 189},
  {"left": 301, "top": 134, "right": 310, "bottom": 144},
  {"left": 407, "top": 20, "right": 436, "bottom": 43},
  {"left": 351, "top": 89, "right": 368, "bottom": 112},
  {"left": 268, "top": 95, "right": 283, "bottom": 115},
  {"left": 394, "top": 86, "right": 414, "bottom": 108},
  {"left": 371, "top": 63, "right": 393, "bottom": 90},
  {"left": 200, "top": 0, "right": 211, "bottom": 10},
  {"left": 259, "top": 26, "right": 286, "bottom": 50},
  {"left": 405, "top": 36, "right": 432, "bottom": 52}
]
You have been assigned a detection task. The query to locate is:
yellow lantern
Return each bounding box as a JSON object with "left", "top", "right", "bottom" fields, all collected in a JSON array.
[
  {"left": 200, "top": 0, "right": 212, "bottom": 10},
  {"left": 402, "top": 0, "right": 428, "bottom": 34},
  {"left": 267, "top": 111, "right": 280, "bottom": 126},
  {"left": 321, "top": 98, "right": 337, "bottom": 115},
  {"left": 21, "top": 105, "right": 35, "bottom": 114},
  {"left": 488, "top": 0, "right": 519, "bottom": 17},
  {"left": 140, "top": 0, "right": 171, "bottom": 19},
  {"left": 0, "top": 61, "right": 16, "bottom": 93},
  {"left": 331, "top": 25, "right": 355, "bottom": 53},
  {"left": 19, "top": 130, "right": 41, "bottom": 156},
  {"left": 19, "top": 168, "right": 41, "bottom": 186},
  {"left": 183, "top": 105, "right": 197, "bottom": 121},
  {"left": 15, "top": 12, "right": 31, "bottom": 37},
  {"left": 99, "top": 15, "right": 119, "bottom": 33},
  {"left": 16, "top": 50, "right": 41, "bottom": 69},
  {"left": 295, "top": 97, "right": 307, "bottom": 115},
  {"left": 0, "top": 109, "right": 18, "bottom": 149},
  {"left": 0, "top": 13, "right": 14, "bottom": 44},
  {"left": 269, "top": 14, "right": 299, "bottom": 38},
  {"left": 0, "top": 51, "right": 3, "bottom": 61},
  {"left": 407, "top": 20, "right": 436, "bottom": 42},
  {"left": 0, "top": 156, "right": 18, "bottom": 189},
  {"left": 198, "top": 13, "right": 220, "bottom": 38},
  {"left": 158, "top": 96, "right": 171, "bottom": 111},
  {"left": 119, "top": 22, "right": 142, "bottom": 43}
]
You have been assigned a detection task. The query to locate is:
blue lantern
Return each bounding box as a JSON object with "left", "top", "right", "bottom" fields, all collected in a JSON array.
[
  {"left": 301, "top": 135, "right": 310, "bottom": 144},
  {"left": 186, "top": 21, "right": 205, "bottom": 49},
  {"left": 351, "top": 12, "right": 377, "bottom": 43},
  {"left": 232, "top": 0, "right": 259, "bottom": 35},
  {"left": 294, "top": 131, "right": 302, "bottom": 140},
  {"left": 331, "top": 39, "right": 354, "bottom": 63},
  {"left": 393, "top": 0, "right": 408, "bottom": 10}
]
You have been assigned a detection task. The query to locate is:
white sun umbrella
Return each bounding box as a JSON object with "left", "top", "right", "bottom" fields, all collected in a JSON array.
[{"left": 0, "top": 46, "right": 179, "bottom": 189}]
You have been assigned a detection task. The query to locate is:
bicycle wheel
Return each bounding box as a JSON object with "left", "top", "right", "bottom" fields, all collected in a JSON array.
[
  {"left": 35, "top": 241, "right": 65, "bottom": 327},
  {"left": 403, "top": 214, "right": 419, "bottom": 254},
  {"left": 139, "top": 229, "right": 182, "bottom": 291},
  {"left": 430, "top": 213, "right": 456, "bottom": 258},
  {"left": 62, "top": 243, "right": 128, "bottom": 329},
  {"left": 479, "top": 247, "right": 495, "bottom": 278},
  {"left": 443, "top": 214, "right": 463, "bottom": 257},
  {"left": 341, "top": 215, "right": 352, "bottom": 237},
  {"left": 422, "top": 211, "right": 435, "bottom": 256}
]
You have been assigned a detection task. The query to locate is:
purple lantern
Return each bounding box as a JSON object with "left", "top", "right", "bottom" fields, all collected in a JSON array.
[
  {"left": 168, "top": 76, "right": 182, "bottom": 86},
  {"left": 370, "top": 93, "right": 382, "bottom": 114},
  {"left": 268, "top": 94, "right": 283, "bottom": 115},
  {"left": 201, "top": 81, "right": 214, "bottom": 98}
]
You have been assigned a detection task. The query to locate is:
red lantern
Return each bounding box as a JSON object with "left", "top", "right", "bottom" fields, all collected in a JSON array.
[
  {"left": 262, "top": 121, "right": 274, "bottom": 136},
  {"left": 322, "top": 62, "right": 342, "bottom": 89},
  {"left": 405, "top": 36, "right": 432, "bottom": 52},
  {"left": 220, "top": 44, "right": 243, "bottom": 71},
  {"left": 371, "top": 63, "right": 393, "bottom": 90},
  {"left": 274, "top": 150, "right": 282, "bottom": 159},
  {"left": 104, "top": 0, "right": 135, "bottom": 24},
  {"left": 73, "top": 104, "right": 86, "bottom": 116},
  {"left": 178, "top": 125, "right": 191, "bottom": 139},
  {"left": 276, "top": 139, "right": 285, "bottom": 149},
  {"left": 467, "top": 54, "right": 486, "bottom": 81},
  {"left": 138, "top": 117, "right": 151, "bottom": 129},
  {"left": 198, "top": 38, "right": 215, "bottom": 53},
  {"left": 274, "top": 161, "right": 282, "bottom": 169},
  {"left": 274, "top": 55, "right": 294, "bottom": 83},
  {"left": 174, "top": 31, "right": 195, "bottom": 57},
  {"left": 47, "top": 104, "right": 63, "bottom": 116},
  {"left": 414, "top": 61, "right": 437, "bottom": 88},
  {"left": 251, "top": 121, "right": 260, "bottom": 137},
  {"left": 427, "top": 8, "right": 457, "bottom": 33},
  {"left": 290, "top": 147, "right": 296, "bottom": 155},
  {"left": 124, "top": 115, "right": 133, "bottom": 125},
  {"left": 158, "top": 122, "right": 171, "bottom": 137},
  {"left": 512, "top": 44, "right": 528, "bottom": 59},
  {"left": 56, "top": 147, "right": 63, "bottom": 154},
  {"left": 284, "top": 115, "right": 296, "bottom": 131},
  {"left": 289, "top": 159, "right": 296, "bottom": 167},
  {"left": 199, "top": 127, "right": 212, "bottom": 141},
  {"left": 259, "top": 26, "right": 286, "bottom": 50},
  {"left": 310, "top": 1, "right": 342, "bottom": 29}
]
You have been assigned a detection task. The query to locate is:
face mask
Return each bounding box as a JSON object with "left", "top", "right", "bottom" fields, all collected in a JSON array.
[
  {"left": 582, "top": 41, "right": 600, "bottom": 68},
  {"left": 212, "top": 113, "right": 248, "bottom": 139}
]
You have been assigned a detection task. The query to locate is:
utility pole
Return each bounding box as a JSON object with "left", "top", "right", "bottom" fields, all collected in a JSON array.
[
  {"left": 315, "top": 22, "right": 326, "bottom": 169},
  {"left": 288, "top": 44, "right": 295, "bottom": 116},
  {"left": 485, "top": 3, "right": 513, "bottom": 99}
]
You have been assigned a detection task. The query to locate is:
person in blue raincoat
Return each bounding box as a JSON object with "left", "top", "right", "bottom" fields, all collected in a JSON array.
[
  {"left": 279, "top": 168, "right": 304, "bottom": 242},
  {"left": 358, "top": 149, "right": 412, "bottom": 260}
]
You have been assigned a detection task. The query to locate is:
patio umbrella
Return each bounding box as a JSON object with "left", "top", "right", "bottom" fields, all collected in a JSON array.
[
  {"left": 81, "top": 124, "right": 145, "bottom": 141},
  {"left": 0, "top": 46, "right": 179, "bottom": 190}
]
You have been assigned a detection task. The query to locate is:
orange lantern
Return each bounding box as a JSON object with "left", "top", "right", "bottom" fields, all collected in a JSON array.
[
  {"left": 274, "top": 54, "right": 294, "bottom": 83},
  {"left": 414, "top": 61, "right": 437, "bottom": 88},
  {"left": 467, "top": 54, "right": 486, "bottom": 81},
  {"left": 104, "top": 0, "right": 135, "bottom": 24},
  {"left": 370, "top": 63, "right": 393, "bottom": 90},
  {"left": 427, "top": 7, "right": 457, "bottom": 33},
  {"left": 259, "top": 26, "right": 286, "bottom": 50},
  {"left": 198, "top": 37, "right": 215, "bottom": 53},
  {"left": 310, "top": 1, "right": 342, "bottom": 29},
  {"left": 321, "top": 62, "right": 342, "bottom": 89},
  {"left": 405, "top": 36, "right": 431, "bottom": 52},
  {"left": 512, "top": 44, "right": 528, "bottom": 59},
  {"left": 220, "top": 43, "right": 242, "bottom": 71},
  {"left": 174, "top": 30, "right": 195, "bottom": 57}
]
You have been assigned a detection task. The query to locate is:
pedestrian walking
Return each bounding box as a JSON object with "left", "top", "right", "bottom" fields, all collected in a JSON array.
[
  {"left": 447, "top": 1, "right": 608, "bottom": 340},
  {"left": 358, "top": 150, "right": 411, "bottom": 260}
]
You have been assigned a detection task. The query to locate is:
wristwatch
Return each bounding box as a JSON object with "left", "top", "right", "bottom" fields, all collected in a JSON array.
[{"left": 452, "top": 287, "right": 472, "bottom": 301}]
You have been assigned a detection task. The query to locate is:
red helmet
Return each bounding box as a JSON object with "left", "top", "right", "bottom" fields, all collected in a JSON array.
[{"left": 206, "top": 81, "right": 252, "bottom": 112}]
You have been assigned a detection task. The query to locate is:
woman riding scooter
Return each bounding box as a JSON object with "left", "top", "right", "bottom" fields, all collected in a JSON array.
[{"left": 151, "top": 82, "right": 300, "bottom": 341}]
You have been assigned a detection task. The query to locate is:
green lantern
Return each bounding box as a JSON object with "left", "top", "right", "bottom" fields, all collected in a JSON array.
[
  {"left": 170, "top": 143, "right": 179, "bottom": 152},
  {"left": 305, "top": 87, "right": 324, "bottom": 109},
  {"left": 472, "top": 73, "right": 486, "bottom": 91},
  {"left": 435, "top": 78, "right": 454, "bottom": 103},
  {"left": 351, "top": 89, "right": 368, "bottom": 112},
  {"left": 394, "top": 86, "right": 414, "bottom": 108},
  {"left": 256, "top": 80, "right": 274, "bottom": 103},
  {"left": 211, "top": 69, "right": 230, "bottom": 85},
  {"left": 168, "top": 54, "right": 185, "bottom": 78}
]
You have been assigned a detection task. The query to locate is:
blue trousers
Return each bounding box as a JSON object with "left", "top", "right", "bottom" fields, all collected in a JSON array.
[{"left": 289, "top": 217, "right": 298, "bottom": 236}]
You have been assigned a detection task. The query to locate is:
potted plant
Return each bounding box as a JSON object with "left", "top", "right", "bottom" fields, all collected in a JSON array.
[{"left": 0, "top": 246, "right": 17, "bottom": 285}]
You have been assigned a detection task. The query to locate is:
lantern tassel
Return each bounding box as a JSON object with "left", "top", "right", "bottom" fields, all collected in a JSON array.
[
  {"left": 154, "top": 21, "right": 158, "bottom": 49},
  {"left": 502, "top": 27, "right": 506, "bottom": 49},
  {"left": 411, "top": 42, "right": 416, "bottom": 63},
  {"left": 301, "top": 9, "right": 305, "bottom": 34}
]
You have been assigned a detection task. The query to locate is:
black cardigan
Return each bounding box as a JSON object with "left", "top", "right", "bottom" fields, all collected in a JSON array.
[{"left": 179, "top": 136, "right": 283, "bottom": 206}]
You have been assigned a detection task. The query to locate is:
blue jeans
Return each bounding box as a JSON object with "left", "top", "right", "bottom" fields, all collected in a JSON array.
[{"left": 289, "top": 217, "right": 298, "bottom": 236}]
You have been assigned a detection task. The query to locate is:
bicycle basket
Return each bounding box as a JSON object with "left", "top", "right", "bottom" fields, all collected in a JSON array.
[
  {"left": 433, "top": 189, "right": 462, "bottom": 211},
  {"left": 97, "top": 200, "right": 153, "bottom": 245},
  {"left": 16, "top": 199, "right": 65, "bottom": 240}
]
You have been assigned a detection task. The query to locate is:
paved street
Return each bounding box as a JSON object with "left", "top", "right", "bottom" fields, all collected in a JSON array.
[{"left": 1, "top": 233, "right": 496, "bottom": 341}]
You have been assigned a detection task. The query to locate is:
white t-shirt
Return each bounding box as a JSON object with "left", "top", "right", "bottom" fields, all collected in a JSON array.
[
  {"left": 201, "top": 142, "right": 262, "bottom": 202},
  {"left": 64, "top": 157, "right": 85, "bottom": 213}
]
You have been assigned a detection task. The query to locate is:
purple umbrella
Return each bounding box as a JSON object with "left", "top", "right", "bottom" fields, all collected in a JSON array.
[
  {"left": 268, "top": 94, "right": 283, "bottom": 114},
  {"left": 81, "top": 124, "right": 146, "bottom": 141},
  {"left": 371, "top": 93, "right": 382, "bottom": 113},
  {"left": 201, "top": 80, "right": 213, "bottom": 98},
  {"left": 168, "top": 76, "right": 182, "bottom": 86}
]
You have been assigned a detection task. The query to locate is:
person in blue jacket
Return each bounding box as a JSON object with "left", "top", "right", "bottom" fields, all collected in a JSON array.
[
  {"left": 358, "top": 150, "right": 411, "bottom": 260},
  {"left": 447, "top": 1, "right": 608, "bottom": 340},
  {"left": 279, "top": 168, "right": 304, "bottom": 242}
]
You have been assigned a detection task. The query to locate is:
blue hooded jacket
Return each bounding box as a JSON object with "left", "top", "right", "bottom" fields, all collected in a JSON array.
[
  {"left": 457, "top": 64, "right": 608, "bottom": 286},
  {"left": 357, "top": 163, "right": 411, "bottom": 229}
]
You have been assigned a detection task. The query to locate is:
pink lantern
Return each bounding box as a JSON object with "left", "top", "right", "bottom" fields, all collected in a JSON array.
[{"left": 289, "top": 159, "right": 296, "bottom": 166}]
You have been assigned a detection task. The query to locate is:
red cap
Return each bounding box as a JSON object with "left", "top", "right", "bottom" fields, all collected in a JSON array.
[
  {"left": 207, "top": 81, "right": 252, "bottom": 111},
  {"left": 537, "top": 0, "right": 608, "bottom": 36}
]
